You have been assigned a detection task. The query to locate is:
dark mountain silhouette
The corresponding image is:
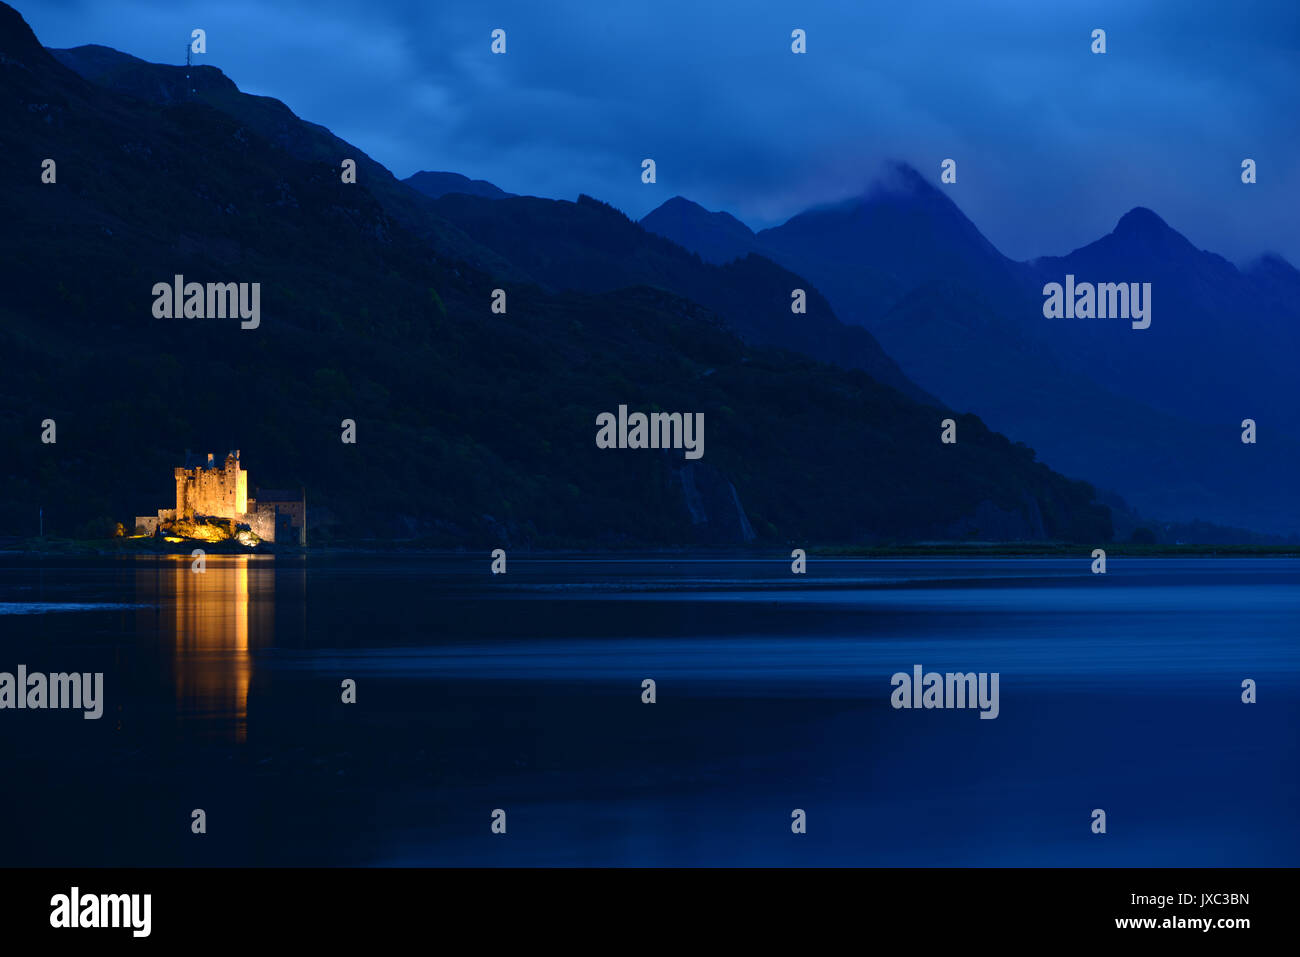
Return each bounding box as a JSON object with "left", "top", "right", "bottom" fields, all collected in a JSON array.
[
  {"left": 645, "top": 163, "right": 1026, "bottom": 326},
  {"left": 1241, "top": 253, "right": 1300, "bottom": 358},
  {"left": 758, "top": 163, "right": 1027, "bottom": 328},
  {"left": 1025, "top": 208, "right": 1299, "bottom": 435},
  {"left": 644, "top": 164, "right": 1300, "bottom": 536},
  {"left": 52, "top": 41, "right": 930, "bottom": 403},
  {"left": 48, "top": 42, "right": 239, "bottom": 102},
  {"left": 639, "top": 196, "right": 759, "bottom": 265},
  {"left": 405, "top": 170, "right": 514, "bottom": 200},
  {"left": 49, "top": 44, "right": 524, "bottom": 281},
  {"left": 414, "top": 191, "right": 934, "bottom": 403},
  {"left": 0, "top": 3, "right": 1112, "bottom": 545},
  {"left": 1243, "top": 252, "right": 1300, "bottom": 320}
]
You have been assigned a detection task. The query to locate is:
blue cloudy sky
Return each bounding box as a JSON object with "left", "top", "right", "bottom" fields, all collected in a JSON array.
[{"left": 24, "top": 0, "right": 1300, "bottom": 264}]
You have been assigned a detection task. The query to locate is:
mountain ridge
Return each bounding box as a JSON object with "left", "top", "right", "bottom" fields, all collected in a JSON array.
[
  {"left": 48, "top": 40, "right": 935, "bottom": 405},
  {"left": 642, "top": 165, "right": 1300, "bottom": 535},
  {"left": 0, "top": 4, "right": 1113, "bottom": 544}
]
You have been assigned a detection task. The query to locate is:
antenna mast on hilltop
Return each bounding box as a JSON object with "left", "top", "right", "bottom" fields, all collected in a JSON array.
[{"left": 185, "top": 41, "right": 193, "bottom": 98}]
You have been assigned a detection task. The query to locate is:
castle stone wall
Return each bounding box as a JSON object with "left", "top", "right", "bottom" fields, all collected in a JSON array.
[
  {"left": 175, "top": 453, "right": 247, "bottom": 519},
  {"left": 245, "top": 507, "right": 278, "bottom": 543}
]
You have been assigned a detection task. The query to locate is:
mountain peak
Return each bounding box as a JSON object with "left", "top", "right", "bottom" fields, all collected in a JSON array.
[
  {"left": 850, "top": 161, "right": 951, "bottom": 210},
  {"left": 1114, "top": 206, "right": 1172, "bottom": 238},
  {"left": 404, "top": 170, "right": 511, "bottom": 200},
  {"left": 873, "top": 160, "right": 932, "bottom": 194},
  {"left": 657, "top": 195, "right": 707, "bottom": 214},
  {"left": 640, "top": 196, "right": 758, "bottom": 265},
  {"left": 644, "top": 196, "right": 754, "bottom": 233}
]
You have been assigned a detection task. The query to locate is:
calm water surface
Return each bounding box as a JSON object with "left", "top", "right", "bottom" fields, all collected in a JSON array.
[{"left": 1, "top": 555, "right": 1296, "bottom": 866}]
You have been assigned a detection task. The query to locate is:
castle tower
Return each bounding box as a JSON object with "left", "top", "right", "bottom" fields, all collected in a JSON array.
[
  {"left": 226, "top": 450, "right": 248, "bottom": 514},
  {"left": 172, "top": 450, "right": 248, "bottom": 519}
]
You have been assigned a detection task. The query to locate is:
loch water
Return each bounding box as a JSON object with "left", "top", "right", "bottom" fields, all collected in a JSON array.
[{"left": 1, "top": 555, "right": 1296, "bottom": 866}]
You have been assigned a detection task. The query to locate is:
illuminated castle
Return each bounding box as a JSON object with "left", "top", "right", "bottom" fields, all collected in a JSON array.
[{"left": 135, "top": 450, "right": 306, "bottom": 545}]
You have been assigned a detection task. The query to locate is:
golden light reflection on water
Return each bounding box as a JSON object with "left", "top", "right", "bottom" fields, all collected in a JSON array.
[{"left": 139, "top": 555, "right": 276, "bottom": 742}]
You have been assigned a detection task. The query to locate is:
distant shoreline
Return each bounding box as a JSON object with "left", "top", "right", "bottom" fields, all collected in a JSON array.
[{"left": 0, "top": 537, "right": 1296, "bottom": 559}]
